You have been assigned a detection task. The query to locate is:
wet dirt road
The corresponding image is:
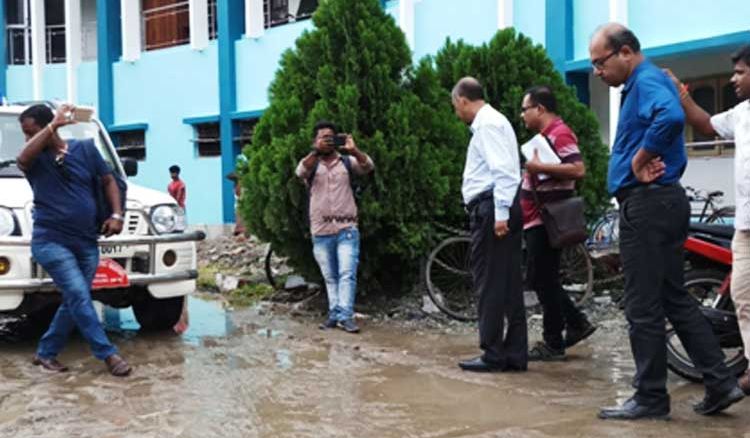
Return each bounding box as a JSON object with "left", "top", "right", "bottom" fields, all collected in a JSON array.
[{"left": 1, "top": 297, "right": 748, "bottom": 438}]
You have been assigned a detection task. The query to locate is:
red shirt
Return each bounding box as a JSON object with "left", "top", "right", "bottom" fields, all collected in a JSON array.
[
  {"left": 168, "top": 179, "right": 186, "bottom": 208},
  {"left": 520, "top": 118, "right": 582, "bottom": 229}
]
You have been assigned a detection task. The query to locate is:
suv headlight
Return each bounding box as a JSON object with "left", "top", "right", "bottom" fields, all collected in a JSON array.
[
  {"left": 0, "top": 208, "right": 17, "bottom": 237},
  {"left": 150, "top": 205, "right": 186, "bottom": 234}
]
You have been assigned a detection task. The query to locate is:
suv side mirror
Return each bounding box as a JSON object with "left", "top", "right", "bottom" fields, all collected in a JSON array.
[{"left": 122, "top": 158, "right": 138, "bottom": 177}]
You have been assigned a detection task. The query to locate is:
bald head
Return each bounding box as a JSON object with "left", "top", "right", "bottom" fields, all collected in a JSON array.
[
  {"left": 452, "top": 77, "right": 485, "bottom": 102},
  {"left": 591, "top": 22, "right": 641, "bottom": 54}
]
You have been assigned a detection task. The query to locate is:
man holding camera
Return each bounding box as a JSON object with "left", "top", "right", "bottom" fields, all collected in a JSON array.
[
  {"left": 16, "top": 104, "right": 131, "bottom": 377},
  {"left": 296, "top": 121, "right": 374, "bottom": 333}
]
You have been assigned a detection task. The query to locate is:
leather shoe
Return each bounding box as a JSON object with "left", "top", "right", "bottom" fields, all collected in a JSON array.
[
  {"left": 32, "top": 355, "right": 69, "bottom": 373},
  {"left": 105, "top": 354, "right": 132, "bottom": 377},
  {"left": 693, "top": 385, "right": 744, "bottom": 415},
  {"left": 738, "top": 370, "right": 750, "bottom": 396},
  {"left": 598, "top": 398, "right": 670, "bottom": 421},
  {"left": 458, "top": 356, "right": 505, "bottom": 373}
]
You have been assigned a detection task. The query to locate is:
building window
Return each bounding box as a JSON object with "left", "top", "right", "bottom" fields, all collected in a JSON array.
[
  {"left": 233, "top": 118, "right": 258, "bottom": 150},
  {"left": 684, "top": 74, "right": 740, "bottom": 158},
  {"left": 6, "top": 0, "right": 31, "bottom": 65},
  {"left": 45, "top": 0, "right": 65, "bottom": 63},
  {"left": 208, "top": 0, "right": 218, "bottom": 40},
  {"left": 193, "top": 122, "right": 221, "bottom": 157},
  {"left": 142, "top": 0, "right": 190, "bottom": 51},
  {"left": 264, "top": 0, "right": 317, "bottom": 28},
  {"left": 113, "top": 130, "right": 147, "bottom": 161}
]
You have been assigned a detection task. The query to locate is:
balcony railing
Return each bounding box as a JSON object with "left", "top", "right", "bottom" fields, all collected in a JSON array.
[
  {"left": 264, "top": 0, "right": 317, "bottom": 29},
  {"left": 46, "top": 24, "right": 66, "bottom": 64},
  {"left": 7, "top": 25, "right": 31, "bottom": 65},
  {"left": 685, "top": 139, "right": 735, "bottom": 158},
  {"left": 142, "top": 1, "right": 190, "bottom": 51}
]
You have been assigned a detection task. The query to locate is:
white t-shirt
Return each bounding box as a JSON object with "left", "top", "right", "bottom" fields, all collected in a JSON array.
[{"left": 711, "top": 100, "right": 750, "bottom": 230}]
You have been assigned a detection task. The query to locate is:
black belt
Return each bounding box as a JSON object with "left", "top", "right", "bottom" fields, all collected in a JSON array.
[
  {"left": 615, "top": 183, "right": 681, "bottom": 204},
  {"left": 465, "top": 189, "right": 493, "bottom": 212}
]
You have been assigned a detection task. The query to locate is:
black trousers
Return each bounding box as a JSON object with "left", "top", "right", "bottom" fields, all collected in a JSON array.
[
  {"left": 525, "top": 225, "right": 588, "bottom": 350},
  {"left": 469, "top": 192, "right": 527, "bottom": 367},
  {"left": 618, "top": 185, "right": 735, "bottom": 405}
]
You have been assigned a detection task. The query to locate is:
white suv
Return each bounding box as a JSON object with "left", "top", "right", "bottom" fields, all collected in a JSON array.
[{"left": 0, "top": 103, "right": 205, "bottom": 330}]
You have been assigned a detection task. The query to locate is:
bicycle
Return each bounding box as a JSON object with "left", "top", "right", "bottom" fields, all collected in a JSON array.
[
  {"left": 424, "top": 223, "right": 594, "bottom": 322},
  {"left": 685, "top": 186, "right": 735, "bottom": 224}
]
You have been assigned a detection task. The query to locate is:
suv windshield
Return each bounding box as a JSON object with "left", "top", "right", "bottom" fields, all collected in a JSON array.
[{"left": 0, "top": 113, "right": 119, "bottom": 177}]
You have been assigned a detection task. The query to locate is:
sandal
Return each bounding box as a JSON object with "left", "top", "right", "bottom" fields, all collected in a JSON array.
[{"left": 105, "top": 354, "right": 132, "bottom": 377}]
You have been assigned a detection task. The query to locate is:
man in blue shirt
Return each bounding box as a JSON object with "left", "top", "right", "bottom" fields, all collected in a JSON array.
[
  {"left": 589, "top": 23, "right": 743, "bottom": 420},
  {"left": 17, "top": 104, "right": 131, "bottom": 377},
  {"left": 451, "top": 77, "right": 527, "bottom": 373}
]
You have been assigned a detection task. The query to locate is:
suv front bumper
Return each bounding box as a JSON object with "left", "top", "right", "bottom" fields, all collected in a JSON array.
[{"left": 0, "top": 231, "right": 205, "bottom": 310}]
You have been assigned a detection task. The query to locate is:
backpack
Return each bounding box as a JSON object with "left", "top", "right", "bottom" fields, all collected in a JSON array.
[{"left": 81, "top": 139, "right": 128, "bottom": 233}]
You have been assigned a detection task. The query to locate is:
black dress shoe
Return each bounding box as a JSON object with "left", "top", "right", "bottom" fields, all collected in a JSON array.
[
  {"left": 693, "top": 385, "right": 745, "bottom": 415},
  {"left": 458, "top": 356, "right": 504, "bottom": 372},
  {"left": 598, "top": 398, "right": 670, "bottom": 421},
  {"left": 565, "top": 322, "right": 598, "bottom": 348}
]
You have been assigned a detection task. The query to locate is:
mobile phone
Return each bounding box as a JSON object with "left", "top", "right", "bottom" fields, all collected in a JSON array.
[
  {"left": 72, "top": 106, "right": 94, "bottom": 123},
  {"left": 332, "top": 134, "right": 347, "bottom": 147}
]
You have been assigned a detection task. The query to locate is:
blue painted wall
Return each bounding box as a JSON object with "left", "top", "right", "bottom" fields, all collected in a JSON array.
[
  {"left": 6, "top": 65, "right": 33, "bottom": 102},
  {"left": 513, "top": 0, "right": 545, "bottom": 46},
  {"left": 572, "top": 0, "right": 607, "bottom": 61},
  {"left": 412, "top": 0, "right": 498, "bottom": 61},
  {"left": 235, "top": 21, "right": 314, "bottom": 112},
  {"left": 113, "top": 43, "right": 221, "bottom": 225},
  {"left": 42, "top": 64, "right": 67, "bottom": 101},
  {"left": 78, "top": 61, "right": 99, "bottom": 108},
  {"left": 628, "top": 0, "right": 750, "bottom": 50}
]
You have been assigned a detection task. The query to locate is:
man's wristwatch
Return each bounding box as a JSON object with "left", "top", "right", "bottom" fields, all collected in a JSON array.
[{"left": 110, "top": 213, "right": 124, "bottom": 222}]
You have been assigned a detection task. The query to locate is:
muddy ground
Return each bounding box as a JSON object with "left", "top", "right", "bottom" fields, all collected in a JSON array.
[{"left": 0, "top": 295, "right": 748, "bottom": 438}]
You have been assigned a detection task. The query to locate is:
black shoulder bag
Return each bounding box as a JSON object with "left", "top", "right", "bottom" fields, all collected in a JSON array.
[{"left": 529, "top": 137, "right": 587, "bottom": 249}]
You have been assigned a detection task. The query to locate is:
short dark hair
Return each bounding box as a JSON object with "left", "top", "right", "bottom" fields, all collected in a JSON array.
[
  {"left": 313, "top": 120, "right": 337, "bottom": 138},
  {"left": 169, "top": 165, "right": 181, "bottom": 174},
  {"left": 605, "top": 27, "right": 641, "bottom": 53},
  {"left": 524, "top": 85, "right": 558, "bottom": 114},
  {"left": 452, "top": 78, "right": 485, "bottom": 102},
  {"left": 19, "top": 104, "right": 54, "bottom": 127},
  {"left": 731, "top": 44, "right": 750, "bottom": 66}
]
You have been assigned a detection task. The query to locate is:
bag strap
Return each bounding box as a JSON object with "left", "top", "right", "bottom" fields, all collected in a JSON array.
[{"left": 306, "top": 155, "right": 353, "bottom": 188}]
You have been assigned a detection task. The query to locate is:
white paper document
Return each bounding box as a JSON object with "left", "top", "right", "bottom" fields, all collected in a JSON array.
[{"left": 520, "top": 134, "right": 561, "bottom": 181}]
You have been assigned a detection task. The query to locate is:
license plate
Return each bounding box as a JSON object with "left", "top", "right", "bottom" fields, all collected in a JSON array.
[{"left": 99, "top": 244, "right": 135, "bottom": 258}]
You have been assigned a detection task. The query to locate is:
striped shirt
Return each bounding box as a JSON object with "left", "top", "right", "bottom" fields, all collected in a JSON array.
[{"left": 520, "top": 118, "right": 582, "bottom": 230}]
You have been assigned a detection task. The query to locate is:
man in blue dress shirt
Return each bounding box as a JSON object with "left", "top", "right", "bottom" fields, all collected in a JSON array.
[
  {"left": 451, "top": 77, "right": 527, "bottom": 373},
  {"left": 590, "top": 23, "right": 743, "bottom": 420}
]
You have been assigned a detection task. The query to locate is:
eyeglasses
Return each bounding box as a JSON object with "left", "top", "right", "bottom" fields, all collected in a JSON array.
[
  {"left": 591, "top": 50, "right": 619, "bottom": 70},
  {"left": 520, "top": 105, "right": 538, "bottom": 113}
]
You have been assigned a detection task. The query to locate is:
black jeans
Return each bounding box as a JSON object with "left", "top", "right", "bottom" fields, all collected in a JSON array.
[
  {"left": 469, "top": 192, "right": 527, "bottom": 367},
  {"left": 618, "top": 185, "right": 735, "bottom": 406},
  {"left": 525, "top": 225, "right": 588, "bottom": 350}
]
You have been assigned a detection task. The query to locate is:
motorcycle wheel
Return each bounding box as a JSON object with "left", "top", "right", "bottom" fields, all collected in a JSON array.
[{"left": 666, "top": 269, "right": 747, "bottom": 382}]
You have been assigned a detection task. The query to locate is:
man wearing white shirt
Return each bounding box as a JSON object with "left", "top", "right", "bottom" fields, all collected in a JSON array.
[
  {"left": 666, "top": 45, "right": 750, "bottom": 395},
  {"left": 451, "top": 77, "right": 527, "bottom": 372}
]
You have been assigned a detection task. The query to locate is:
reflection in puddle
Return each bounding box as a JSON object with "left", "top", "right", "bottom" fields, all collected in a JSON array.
[{"left": 104, "top": 296, "right": 233, "bottom": 345}]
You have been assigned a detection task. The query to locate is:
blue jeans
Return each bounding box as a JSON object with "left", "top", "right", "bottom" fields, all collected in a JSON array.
[
  {"left": 32, "top": 240, "right": 118, "bottom": 361},
  {"left": 312, "top": 227, "right": 360, "bottom": 321}
]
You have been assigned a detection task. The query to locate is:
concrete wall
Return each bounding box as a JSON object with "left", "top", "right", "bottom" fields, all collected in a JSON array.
[{"left": 113, "top": 43, "right": 221, "bottom": 225}]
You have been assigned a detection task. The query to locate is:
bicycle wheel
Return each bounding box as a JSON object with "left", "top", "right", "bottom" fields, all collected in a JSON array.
[
  {"left": 265, "top": 246, "right": 291, "bottom": 290},
  {"left": 425, "top": 236, "right": 477, "bottom": 321},
  {"left": 667, "top": 270, "right": 747, "bottom": 382},
  {"left": 706, "top": 206, "right": 735, "bottom": 225},
  {"left": 560, "top": 243, "right": 594, "bottom": 306}
]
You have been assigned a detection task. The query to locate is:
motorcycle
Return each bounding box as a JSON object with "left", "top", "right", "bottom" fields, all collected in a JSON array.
[{"left": 666, "top": 222, "right": 747, "bottom": 382}]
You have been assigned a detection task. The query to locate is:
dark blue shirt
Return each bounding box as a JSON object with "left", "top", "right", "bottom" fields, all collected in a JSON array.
[
  {"left": 26, "top": 139, "right": 112, "bottom": 245},
  {"left": 608, "top": 60, "right": 687, "bottom": 194}
]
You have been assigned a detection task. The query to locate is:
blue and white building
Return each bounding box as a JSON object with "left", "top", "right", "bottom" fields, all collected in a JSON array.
[{"left": 1, "top": 0, "right": 747, "bottom": 228}]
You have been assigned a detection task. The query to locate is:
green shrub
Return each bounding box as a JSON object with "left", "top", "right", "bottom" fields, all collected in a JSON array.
[
  {"left": 432, "top": 29, "right": 610, "bottom": 220},
  {"left": 239, "top": 0, "right": 468, "bottom": 294}
]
